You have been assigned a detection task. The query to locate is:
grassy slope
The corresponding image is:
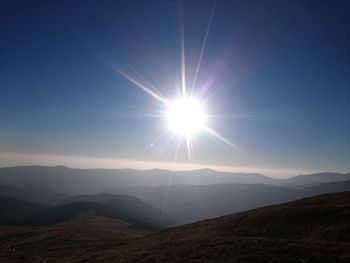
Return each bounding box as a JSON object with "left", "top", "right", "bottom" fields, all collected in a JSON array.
[
  {"left": 0, "top": 215, "right": 148, "bottom": 262},
  {"left": 99, "top": 191, "right": 350, "bottom": 263}
]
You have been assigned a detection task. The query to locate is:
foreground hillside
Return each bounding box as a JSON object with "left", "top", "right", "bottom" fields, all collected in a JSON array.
[
  {"left": 0, "top": 215, "right": 149, "bottom": 263},
  {"left": 1, "top": 192, "right": 349, "bottom": 262},
  {"left": 97, "top": 192, "right": 350, "bottom": 262}
]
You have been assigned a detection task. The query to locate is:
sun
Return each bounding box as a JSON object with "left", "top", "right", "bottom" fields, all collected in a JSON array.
[
  {"left": 166, "top": 97, "right": 206, "bottom": 136},
  {"left": 114, "top": 1, "right": 235, "bottom": 161}
]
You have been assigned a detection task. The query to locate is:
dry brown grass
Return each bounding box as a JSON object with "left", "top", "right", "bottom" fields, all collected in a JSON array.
[{"left": 0, "top": 215, "right": 148, "bottom": 263}]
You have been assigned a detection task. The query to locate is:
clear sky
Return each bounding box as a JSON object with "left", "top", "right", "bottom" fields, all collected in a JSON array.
[{"left": 1, "top": 0, "right": 349, "bottom": 176}]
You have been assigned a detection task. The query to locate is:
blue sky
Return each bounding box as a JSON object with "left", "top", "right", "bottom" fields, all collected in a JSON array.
[{"left": 1, "top": 0, "right": 349, "bottom": 176}]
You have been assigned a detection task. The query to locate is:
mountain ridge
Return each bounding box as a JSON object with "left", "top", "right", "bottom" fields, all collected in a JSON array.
[{"left": 0, "top": 166, "right": 349, "bottom": 195}]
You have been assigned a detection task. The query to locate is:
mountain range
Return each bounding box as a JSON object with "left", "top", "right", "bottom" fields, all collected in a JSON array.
[
  {"left": 0, "top": 166, "right": 350, "bottom": 226},
  {"left": 1, "top": 166, "right": 349, "bottom": 194}
]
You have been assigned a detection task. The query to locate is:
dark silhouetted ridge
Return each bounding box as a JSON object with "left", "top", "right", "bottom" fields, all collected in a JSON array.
[
  {"left": 0, "top": 196, "right": 47, "bottom": 221},
  {"left": 26, "top": 194, "right": 176, "bottom": 230}
]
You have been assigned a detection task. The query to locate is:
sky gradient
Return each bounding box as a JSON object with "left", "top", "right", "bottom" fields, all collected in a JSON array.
[{"left": 1, "top": 0, "right": 350, "bottom": 176}]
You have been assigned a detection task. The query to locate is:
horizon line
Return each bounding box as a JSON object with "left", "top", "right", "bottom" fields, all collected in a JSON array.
[
  {"left": 0, "top": 151, "right": 335, "bottom": 178},
  {"left": 1, "top": 163, "right": 348, "bottom": 178}
]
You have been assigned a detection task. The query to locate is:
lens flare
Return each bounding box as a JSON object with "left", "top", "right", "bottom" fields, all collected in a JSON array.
[{"left": 110, "top": 1, "right": 243, "bottom": 162}]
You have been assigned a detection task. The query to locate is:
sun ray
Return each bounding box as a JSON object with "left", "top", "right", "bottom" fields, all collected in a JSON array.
[
  {"left": 203, "top": 125, "right": 240, "bottom": 150},
  {"left": 200, "top": 129, "right": 249, "bottom": 168},
  {"left": 186, "top": 134, "right": 191, "bottom": 161},
  {"left": 159, "top": 136, "right": 182, "bottom": 222},
  {"left": 111, "top": 112, "right": 163, "bottom": 119},
  {"left": 191, "top": 0, "right": 217, "bottom": 93},
  {"left": 154, "top": 131, "right": 177, "bottom": 159},
  {"left": 178, "top": 2, "right": 186, "bottom": 97},
  {"left": 99, "top": 54, "right": 169, "bottom": 106},
  {"left": 117, "top": 70, "right": 168, "bottom": 105}
]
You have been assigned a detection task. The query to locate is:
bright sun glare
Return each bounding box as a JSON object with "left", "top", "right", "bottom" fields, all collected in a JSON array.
[
  {"left": 166, "top": 97, "right": 206, "bottom": 136},
  {"left": 115, "top": 1, "right": 236, "bottom": 160}
]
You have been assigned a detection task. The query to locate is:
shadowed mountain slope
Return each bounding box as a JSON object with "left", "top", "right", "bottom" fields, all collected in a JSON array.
[
  {"left": 284, "top": 172, "right": 350, "bottom": 186},
  {"left": 303, "top": 179, "right": 350, "bottom": 196},
  {"left": 61, "top": 193, "right": 177, "bottom": 227},
  {"left": 112, "top": 184, "right": 299, "bottom": 224},
  {"left": 0, "top": 184, "right": 68, "bottom": 206},
  {"left": 61, "top": 193, "right": 130, "bottom": 204},
  {"left": 111, "top": 180, "right": 350, "bottom": 224},
  {"left": 26, "top": 195, "right": 176, "bottom": 230},
  {"left": 0, "top": 196, "right": 47, "bottom": 221}
]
